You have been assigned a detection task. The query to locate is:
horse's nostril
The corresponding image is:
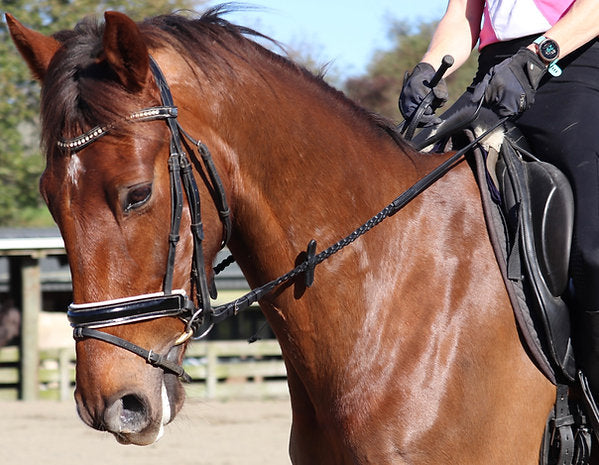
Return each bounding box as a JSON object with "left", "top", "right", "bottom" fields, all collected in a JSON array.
[
  {"left": 104, "top": 393, "right": 150, "bottom": 435},
  {"left": 120, "top": 394, "right": 147, "bottom": 429}
]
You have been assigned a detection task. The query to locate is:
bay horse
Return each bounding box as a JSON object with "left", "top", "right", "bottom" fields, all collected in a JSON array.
[{"left": 7, "top": 7, "right": 557, "bottom": 464}]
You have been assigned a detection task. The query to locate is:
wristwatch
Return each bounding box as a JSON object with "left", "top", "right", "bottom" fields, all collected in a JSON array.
[{"left": 533, "top": 36, "right": 562, "bottom": 77}]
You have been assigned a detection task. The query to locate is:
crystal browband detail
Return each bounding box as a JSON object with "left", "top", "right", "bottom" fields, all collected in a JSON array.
[{"left": 57, "top": 106, "right": 178, "bottom": 152}]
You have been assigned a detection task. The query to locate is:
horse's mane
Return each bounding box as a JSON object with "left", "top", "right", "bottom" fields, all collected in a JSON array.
[{"left": 40, "top": 5, "right": 408, "bottom": 155}]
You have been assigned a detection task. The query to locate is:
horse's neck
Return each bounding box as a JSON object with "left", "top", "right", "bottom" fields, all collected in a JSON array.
[
  {"left": 217, "top": 71, "right": 429, "bottom": 370},
  {"left": 179, "top": 50, "right": 449, "bottom": 385}
]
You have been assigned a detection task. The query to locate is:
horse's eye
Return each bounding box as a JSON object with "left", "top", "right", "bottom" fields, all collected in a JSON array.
[{"left": 124, "top": 183, "right": 152, "bottom": 213}]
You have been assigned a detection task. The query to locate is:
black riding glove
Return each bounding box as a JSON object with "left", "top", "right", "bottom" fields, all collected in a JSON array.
[
  {"left": 471, "top": 48, "right": 547, "bottom": 117},
  {"left": 399, "top": 62, "right": 449, "bottom": 126}
]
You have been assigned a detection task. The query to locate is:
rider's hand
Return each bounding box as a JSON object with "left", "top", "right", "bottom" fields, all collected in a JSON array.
[
  {"left": 399, "top": 62, "right": 449, "bottom": 127},
  {"left": 471, "top": 48, "right": 547, "bottom": 117}
]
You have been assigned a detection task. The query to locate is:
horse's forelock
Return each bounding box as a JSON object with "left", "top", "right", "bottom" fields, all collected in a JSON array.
[{"left": 40, "top": 16, "right": 147, "bottom": 157}]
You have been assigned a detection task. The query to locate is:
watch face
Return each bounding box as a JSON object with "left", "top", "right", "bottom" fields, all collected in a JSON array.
[{"left": 540, "top": 40, "right": 559, "bottom": 62}]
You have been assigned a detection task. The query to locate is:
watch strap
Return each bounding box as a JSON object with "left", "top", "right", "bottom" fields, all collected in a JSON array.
[{"left": 534, "top": 36, "right": 562, "bottom": 77}]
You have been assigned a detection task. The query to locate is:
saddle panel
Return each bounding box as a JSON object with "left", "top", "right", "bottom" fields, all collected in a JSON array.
[{"left": 527, "top": 162, "right": 574, "bottom": 297}]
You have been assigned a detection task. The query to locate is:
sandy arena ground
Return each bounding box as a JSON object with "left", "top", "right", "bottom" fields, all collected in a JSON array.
[{"left": 0, "top": 399, "right": 293, "bottom": 465}]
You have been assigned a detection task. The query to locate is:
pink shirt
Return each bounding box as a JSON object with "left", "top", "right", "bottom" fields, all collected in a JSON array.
[{"left": 479, "top": 0, "right": 575, "bottom": 49}]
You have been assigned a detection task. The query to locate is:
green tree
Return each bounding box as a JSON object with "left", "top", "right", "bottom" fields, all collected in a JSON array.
[
  {"left": 344, "top": 19, "right": 479, "bottom": 122},
  {"left": 0, "top": 0, "right": 203, "bottom": 227}
]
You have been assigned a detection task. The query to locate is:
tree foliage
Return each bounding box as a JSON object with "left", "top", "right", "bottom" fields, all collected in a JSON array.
[
  {"left": 0, "top": 0, "right": 202, "bottom": 226},
  {"left": 344, "top": 19, "right": 479, "bottom": 122}
]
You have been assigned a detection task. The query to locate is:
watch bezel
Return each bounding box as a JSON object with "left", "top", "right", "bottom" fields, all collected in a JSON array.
[{"left": 537, "top": 37, "right": 560, "bottom": 63}]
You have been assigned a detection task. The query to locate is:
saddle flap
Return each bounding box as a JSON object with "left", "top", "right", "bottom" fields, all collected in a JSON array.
[{"left": 498, "top": 154, "right": 574, "bottom": 297}]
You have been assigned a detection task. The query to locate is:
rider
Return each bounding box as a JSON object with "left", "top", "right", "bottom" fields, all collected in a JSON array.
[{"left": 399, "top": 0, "right": 599, "bottom": 394}]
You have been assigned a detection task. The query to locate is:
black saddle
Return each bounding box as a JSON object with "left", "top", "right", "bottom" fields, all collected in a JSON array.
[{"left": 493, "top": 124, "right": 575, "bottom": 380}]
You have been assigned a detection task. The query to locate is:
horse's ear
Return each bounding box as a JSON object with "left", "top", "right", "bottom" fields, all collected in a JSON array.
[
  {"left": 5, "top": 13, "right": 61, "bottom": 82},
  {"left": 102, "top": 11, "right": 149, "bottom": 92}
]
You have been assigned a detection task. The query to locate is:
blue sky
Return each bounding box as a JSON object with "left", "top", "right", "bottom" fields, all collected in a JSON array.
[{"left": 205, "top": 1, "right": 449, "bottom": 78}]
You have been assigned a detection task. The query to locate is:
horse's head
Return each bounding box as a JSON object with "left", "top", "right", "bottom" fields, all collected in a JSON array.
[{"left": 7, "top": 11, "right": 228, "bottom": 444}]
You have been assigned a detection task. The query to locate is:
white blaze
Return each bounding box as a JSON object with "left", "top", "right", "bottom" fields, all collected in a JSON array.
[{"left": 67, "top": 154, "right": 84, "bottom": 185}]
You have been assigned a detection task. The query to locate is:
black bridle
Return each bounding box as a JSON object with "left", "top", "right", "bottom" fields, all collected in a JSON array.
[
  {"left": 66, "top": 57, "right": 232, "bottom": 381},
  {"left": 64, "top": 56, "right": 505, "bottom": 382}
]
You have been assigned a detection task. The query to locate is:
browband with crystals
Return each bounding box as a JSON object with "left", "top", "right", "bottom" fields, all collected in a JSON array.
[{"left": 57, "top": 106, "right": 178, "bottom": 152}]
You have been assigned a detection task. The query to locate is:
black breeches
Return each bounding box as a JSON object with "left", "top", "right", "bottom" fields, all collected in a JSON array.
[{"left": 517, "top": 41, "right": 599, "bottom": 310}]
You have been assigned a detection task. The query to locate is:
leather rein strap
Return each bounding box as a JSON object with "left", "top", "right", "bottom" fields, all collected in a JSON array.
[{"left": 203, "top": 116, "right": 507, "bottom": 325}]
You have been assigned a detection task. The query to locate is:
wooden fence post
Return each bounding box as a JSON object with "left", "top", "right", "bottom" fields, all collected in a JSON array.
[
  {"left": 20, "top": 256, "right": 41, "bottom": 401},
  {"left": 58, "top": 348, "right": 71, "bottom": 401},
  {"left": 206, "top": 343, "right": 217, "bottom": 399}
]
